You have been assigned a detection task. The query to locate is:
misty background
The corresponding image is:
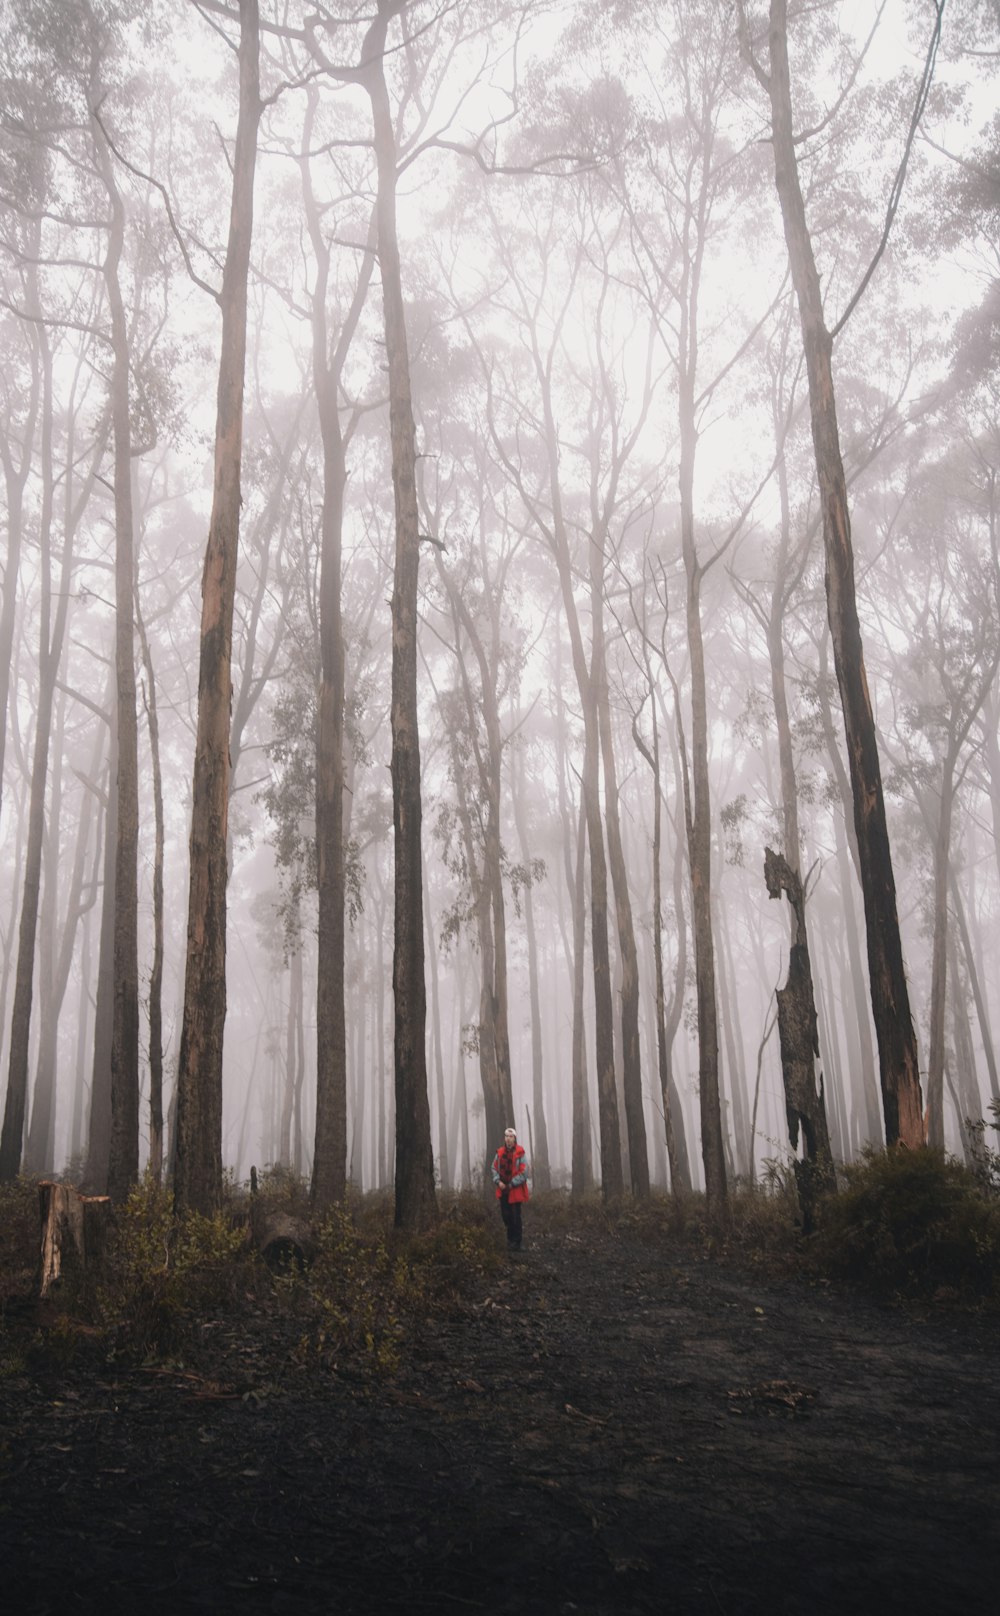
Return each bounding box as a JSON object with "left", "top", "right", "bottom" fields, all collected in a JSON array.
[{"left": 0, "top": 0, "right": 997, "bottom": 1212}]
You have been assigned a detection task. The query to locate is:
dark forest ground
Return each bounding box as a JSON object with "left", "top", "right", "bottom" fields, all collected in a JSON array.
[{"left": 1, "top": 1209, "right": 998, "bottom": 1616}]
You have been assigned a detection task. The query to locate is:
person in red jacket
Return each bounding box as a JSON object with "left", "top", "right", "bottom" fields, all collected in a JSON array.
[{"left": 492, "top": 1126, "right": 530, "bottom": 1251}]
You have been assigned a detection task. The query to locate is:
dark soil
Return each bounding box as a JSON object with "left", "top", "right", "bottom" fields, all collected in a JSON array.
[{"left": 2, "top": 1218, "right": 998, "bottom": 1616}]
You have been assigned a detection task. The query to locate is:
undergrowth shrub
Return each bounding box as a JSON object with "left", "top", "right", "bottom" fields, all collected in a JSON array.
[
  {"left": 811, "top": 1147, "right": 1000, "bottom": 1304},
  {"left": 97, "top": 1174, "right": 253, "bottom": 1357},
  {"left": 298, "top": 1207, "right": 416, "bottom": 1375},
  {"left": 0, "top": 1177, "right": 38, "bottom": 1304}
]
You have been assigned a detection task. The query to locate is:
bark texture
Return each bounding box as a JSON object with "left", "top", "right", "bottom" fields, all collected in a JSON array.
[
  {"left": 174, "top": 0, "right": 260, "bottom": 1217},
  {"left": 764, "top": 848, "right": 836, "bottom": 1229}
]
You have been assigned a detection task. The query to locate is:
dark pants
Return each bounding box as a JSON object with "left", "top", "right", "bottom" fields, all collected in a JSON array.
[{"left": 499, "top": 1192, "right": 522, "bottom": 1249}]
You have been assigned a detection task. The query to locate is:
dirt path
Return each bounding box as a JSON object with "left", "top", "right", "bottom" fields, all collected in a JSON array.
[{"left": 2, "top": 1222, "right": 998, "bottom": 1614}]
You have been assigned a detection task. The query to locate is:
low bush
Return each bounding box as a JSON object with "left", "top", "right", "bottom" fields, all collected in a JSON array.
[
  {"left": 95, "top": 1174, "right": 256, "bottom": 1357},
  {"left": 810, "top": 1146, "right": 1000, "bottom": 1305},
  {"left": 297, "top": 1206, "right": 417, "bottom": 1375},
  {"left": 0, "top": 1177, "right": 39, "bottom": 1304}
]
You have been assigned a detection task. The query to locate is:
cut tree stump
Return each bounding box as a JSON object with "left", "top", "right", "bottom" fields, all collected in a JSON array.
[{"left": 38, "top": 1182, "right": 111, "bottom": 1298}]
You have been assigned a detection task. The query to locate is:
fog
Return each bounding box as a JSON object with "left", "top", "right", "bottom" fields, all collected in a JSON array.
[{"left": 0, "top": 0, "right": 997, "bottom": 1214}]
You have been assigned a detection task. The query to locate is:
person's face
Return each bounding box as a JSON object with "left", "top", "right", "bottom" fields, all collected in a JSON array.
[{"left": 505, "top": 1131, "right": 516, "bottom": 1148}]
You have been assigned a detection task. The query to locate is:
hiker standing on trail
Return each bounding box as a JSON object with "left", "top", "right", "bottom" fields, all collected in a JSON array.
[{"left": 492, "top": 1127, "right": 530, "bottom": 1251}]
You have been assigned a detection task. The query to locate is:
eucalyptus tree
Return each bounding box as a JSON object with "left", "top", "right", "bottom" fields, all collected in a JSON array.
[
  {"left": 736, "top": 0, "right": 943, "bottom": 1149},
  {"left": 880, "top": 435, "right": 1000, "bottom": 1148},
  {"left": 605, "top": 0, "right": 778, "bottom": 1213},
  {"left": 174, "top": 0, "right": 262, "bottom": 1217},
  {"left": 0, "top": 291, "right": 40, "bottom": 829},
  {"left": 292, "top": 80, "right": 377, "bottom": 1212},
  {"left": 422, "top": 429, "right": 527, "bottom": 1174},
  {"left": 22, "top": 693, "right": 103, "bottom": 1174},
  {"left": 625, "top": 554, "right": 693, "bottom": 1193},
  {"left": 282, "top": 0, "right": 526, "bottom": 1228}
]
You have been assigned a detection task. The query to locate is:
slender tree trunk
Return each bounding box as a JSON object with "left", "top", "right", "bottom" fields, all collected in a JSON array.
[
  {"left": 819, "top": 643, "right": 883, "bottom": 1144},
  {"left": 711, "top": 894, "right": 747, "bottom": 1178},
  {"left": 683, "top": 555, "right": 727, "bottom": 1213},
  {"left": 24, "top": 699, "right": 101, "bottom": 1174},
  {"left": 947, "top": 930, "right": 982, "bottom": 1155},
  {"left": 84, "top": 722, "right": 116, "bottom": 1193},
  {"left": 593, "top": 564, "right": 648, "bottom": 1196},
  {"left": 511, "top": 746, "right": 551, "bottom": 1191},
  {"left": 632, "top": 689, "right": 688, "bottom": 1193},
  {"left": 423, "top": 851, "right": 450, "bottom": 1189},
  {"left": 94, "top": 118, "right": 140, "bottom": 1204},
  {"left": 448, "top": 726, "right": 508, "bottom": 1160},
  {"left": 358, "top": 3, "right": 436, "bottom": 1230},
  {"left": 300, "top": 97, "right": 375, "bottom": 1211},
  {"left": 174, "top": 0, "right": 261, "bottom": 1217},
  {"left": 311, "top": 330, "right": 348, "bottom": 1212},
  {"left": 1, "top": 336, "right": 100, "bottom": 1180},
  {"left": 950, "top": 870, "right": 999, "bottom": 1104},
  {"left": 926, "top": 764, "right": 956, "bottom": 1150},
  {"left": 554, "top": 627, "right": 593, "bottom": 1195},
  {"left": 135, "top": 586, "right": 165, "bottom": 1182},
  {"left": 757, "top": 0, "right": 923, "bottom": 1148},
  {"left": 0, "top": 248, "right": 40, "bottom": 826}
]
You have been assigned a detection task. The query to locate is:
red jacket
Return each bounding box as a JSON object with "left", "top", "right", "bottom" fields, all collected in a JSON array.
[{"left": 492, "top": 1142, "right": 530, "bottom": 1202}]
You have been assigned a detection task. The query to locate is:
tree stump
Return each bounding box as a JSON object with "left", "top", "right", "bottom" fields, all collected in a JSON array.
[
  {"left": 38, "top": 1182, "right": 111, "bottom": 1298},
  {"left": 764, "top": 849, "right": 837, "bottom": 1229}
]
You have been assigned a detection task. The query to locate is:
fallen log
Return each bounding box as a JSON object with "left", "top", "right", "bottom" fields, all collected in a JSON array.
[{"left": 252, "top": 1209, "right": 315, "bottom": 1272}]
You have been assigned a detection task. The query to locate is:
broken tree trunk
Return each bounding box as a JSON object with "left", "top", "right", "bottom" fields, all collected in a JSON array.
[
  {"left": 38, "top": 1181, "right": 110, "bottom": 1299},
  {"left": 764, "top": 848, "right": 837, "bottom": 1231}
]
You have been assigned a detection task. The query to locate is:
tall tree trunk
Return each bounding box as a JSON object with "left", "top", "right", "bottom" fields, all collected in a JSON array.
[
  {"left": 84, "top": 719, "right": 117, "bottom": 1192},
  {"left": 717, "top": 898, "right": 751, "bottom": 1180},
  {"left": 446, "top": 718, "right": 509, "bottom": 1162},
  {"left": 1, "top": 336, "right": 101, "bottom": 1181},
  {"left": 925, "top": 763, "right": 957, "bottom": 1150},
  {"left": 94, "top": 116, "right": 140, "bottom": 1204},
  {"left": 818, "top": 638, "right": 883, "bottom": 1145},
  {"left": 631, "top": 688, "right": 689, "bottom": 1193},
  {"left": 682, "top": 553, "right": 727, "bottom": 1213},
  {"left": 949, "top": 870, "right": 999, "bottom": 1105},
  {"left": 135, "top": 585, "right": 165, "bottom": 1182},
  {"left": 174, "top": 0, "right": 261, "bottom": 1217},
  {"left": 947, "top": 930, "right": 983, "bottom": 1156},
  {"left": 358, "top": 2, "right": 436, "bottom": 1230},
  {"left": 24, "top": 698, "right": 101, "bottom": 1174},
  {"left": 423, "top": 850, "right": 450, "bottom": 1189},
  {"left": 511, "top": 746, "right": 551, "bottom": 1191},
  {"left": 570, "top": 799, "right": 595, "bottom": 1195},
  {"left": 593, "top": 563, "right": 648, "bottom": 1196},
  {"left": 755, "top": 0, "right": 923, "bottom": 1148},
  {"left": 0, "top": 246, "right": 40, "bottom": 826},
  {"left": 554, "top": 626, "right": 594, "bottom": 1196},
  {"left": 301, "top": 94, "right": 375, "bottom": 1211}
]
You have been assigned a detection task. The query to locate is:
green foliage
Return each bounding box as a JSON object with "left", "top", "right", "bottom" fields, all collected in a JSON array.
[
  {"left": 298, "top": 1207, "right": 416, "bottom": 1376},
  {"left": 811, "top": 1147, "right": 1000, "bottom": 1305},
  {"left": 0, "top": 1177, "right": 39, "bottom": 1305},
  {"left": 97, "top": 1174, "right": 252, "bottom": 1357},
  {"left": 402, "top": 1195, "right": 504, "bottom": 1288},
  {"left": 965, "top": 1099, "right": 1000, "bottom": 1197}
]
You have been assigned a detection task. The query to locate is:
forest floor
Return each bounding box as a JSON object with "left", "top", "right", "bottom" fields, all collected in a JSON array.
[{"left": 1, "top": 1204, "right": 998, "bottom": 1616}]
